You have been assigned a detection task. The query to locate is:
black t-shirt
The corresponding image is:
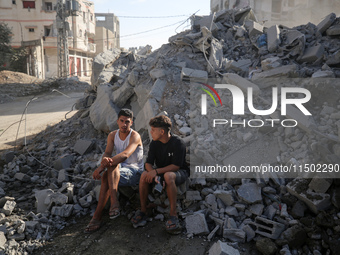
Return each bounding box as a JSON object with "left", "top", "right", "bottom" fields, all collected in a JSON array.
[{"left": 146, "top": 134, "right": 189, "bottom": 174}]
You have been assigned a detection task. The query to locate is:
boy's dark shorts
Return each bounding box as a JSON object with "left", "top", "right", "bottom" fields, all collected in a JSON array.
[{"left": 158, "top": 169, "right": 188, "bottom": 186}]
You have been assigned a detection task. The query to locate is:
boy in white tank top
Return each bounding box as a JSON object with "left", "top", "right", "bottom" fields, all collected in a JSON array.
[{"left": 84, "top": 109, "right": 144, "bottom": 233}]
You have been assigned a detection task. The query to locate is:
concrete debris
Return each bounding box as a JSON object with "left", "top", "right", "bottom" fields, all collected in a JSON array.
[{"left": 1, "top": 6, "right": 340, "bottom": 255}]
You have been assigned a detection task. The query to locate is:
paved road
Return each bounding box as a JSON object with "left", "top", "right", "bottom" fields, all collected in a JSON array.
[{"left": 0, "top": 91, "right": 84, "bottom": 151}]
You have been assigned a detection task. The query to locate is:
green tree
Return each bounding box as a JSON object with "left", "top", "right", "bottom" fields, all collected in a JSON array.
[{"left": 0, "top": 22, "right": 13, "bottom": 70}]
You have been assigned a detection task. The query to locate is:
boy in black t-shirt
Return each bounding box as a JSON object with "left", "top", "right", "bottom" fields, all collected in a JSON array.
[{"left": 131, "top": 115, "right": 189, "bottom": 234}]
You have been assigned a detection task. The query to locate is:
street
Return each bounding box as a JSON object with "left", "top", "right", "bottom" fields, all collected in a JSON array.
[{"left": 0, "top": 91, "right": 84, "bottom": 151}]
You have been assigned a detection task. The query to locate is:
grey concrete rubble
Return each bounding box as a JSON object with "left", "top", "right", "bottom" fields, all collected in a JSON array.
[{"left": 0, "top": 6, "right": 340, "bottom": 255}]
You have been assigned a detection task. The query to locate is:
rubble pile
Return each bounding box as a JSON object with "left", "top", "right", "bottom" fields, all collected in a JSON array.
[
  {"left": 0, "top": 71, "right": 91, "bottom": 104},
  {"left": 0, "top": 7, "right": 340, "bottom": 254}
]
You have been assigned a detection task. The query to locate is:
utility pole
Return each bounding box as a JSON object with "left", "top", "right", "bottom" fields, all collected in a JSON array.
[{"left": 56, "top": 0, "right": 69, "bottom": 77}]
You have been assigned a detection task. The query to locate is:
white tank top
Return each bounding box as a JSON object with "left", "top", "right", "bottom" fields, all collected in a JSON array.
[{"left": 114, "top": 129, "right": 144, "bottom": 171}]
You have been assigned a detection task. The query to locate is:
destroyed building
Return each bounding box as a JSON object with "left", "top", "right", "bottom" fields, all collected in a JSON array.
[{"left": 0, "top": 6, "right": 340, "bottom": 255}]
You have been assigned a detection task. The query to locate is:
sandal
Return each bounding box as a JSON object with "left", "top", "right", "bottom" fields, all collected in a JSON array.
[
  {"left": 84, "top": 218, "right": 102, "bottom": 234},
  {"left": 131, "top": 211, "right": 147, "bottom": 228},
  {"left": 109, "top": 207, "right": 121, "bottom": 219},
  {"left": 165, "top": 216, "right": 182, "bottom": 235}
]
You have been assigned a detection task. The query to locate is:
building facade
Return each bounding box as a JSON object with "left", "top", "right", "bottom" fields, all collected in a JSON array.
[
  {"left": 0, "top": 0, "right": 96, "bottom": 78},
  {"left": 210, "top": 0, "right": 340, "bottom": 28},
  {"left": 95, "top": 13, "right": 120, "bottom": 55}
]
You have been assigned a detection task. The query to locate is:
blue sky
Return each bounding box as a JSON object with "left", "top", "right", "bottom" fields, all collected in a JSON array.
[{"left": 94, "top": 0, "right": 210, "bottom": 50}]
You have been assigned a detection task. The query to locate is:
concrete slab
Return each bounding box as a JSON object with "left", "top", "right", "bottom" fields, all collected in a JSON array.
[{"left": 267, "top": 25, "right": 281, "bottom": 52}]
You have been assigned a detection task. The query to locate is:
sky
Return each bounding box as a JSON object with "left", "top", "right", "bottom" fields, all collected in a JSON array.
[{"left": 93, "top": 0, "right": 211, "bottom": 51}]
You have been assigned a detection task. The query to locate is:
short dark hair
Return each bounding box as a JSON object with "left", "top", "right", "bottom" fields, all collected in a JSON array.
[
  {"left": 118, "top": 108, "right": 133, "bottom": 119},
  {"left": 149, "top": 115, "right": 172, "bottom": 133}
]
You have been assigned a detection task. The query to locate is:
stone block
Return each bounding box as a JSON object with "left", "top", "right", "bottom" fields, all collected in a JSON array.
[
  {"left": 214, "top": 190, "right": 234, "bottom": 206},
  {"left": 35, "top": 189, "right": 54, "bottom": 213},
  {"left": 286, "top": 105, "right": 316, "bottom": 134},
  {"left": 316, "top": 13, "right": 336, "bottom": 34},
  {"left": 127, "top": 70, "right": 139, "bottom": 86},
  {"left": 186, "top": 190, "right": 202, "bottom": 201},
  {"left": 281, "top": 225, "right": 307, "bottom": 248},
  {"left": 261, "top": 57, "right": 282, "bottom": 71},
  {"left": 185, "top": 213, "right": 209, "bottom": 235},
  {"left": 287, "top": 178, "right": 331, "bottom": 214},
  {"left": 1, "top": 200, "right": 16, "bottom": 216},
  {"left": 58, "top": 169, "right": 69, "bottom": 184},
  {"left": 0, "top": 232, "right": 6, "bottom": 249},
  {"left": 209, "top": 240, "right": 240, "bottom": 255},
  {"left": 308, "top": 178, "right": 332, "bottom": 193},
  {"left": 237, "top": 183, "right": 262, "bottom": 204},
  {"left": 326, "top": 24, "right": 340, "bottom": 36},
  {"left": 149, "top": 79, "right": 167, "bottom": 102},
  {"left": 256, "top": 238, "right": 278, "bottom": 255},
  {"left": 47, "top": 192, "right": 68, "bottom": 206},
  {"left": 223, "top": 229, "right": 246, "bottom": 243},
  {"left": 252, "top": 216, "right": 285, "bottom": 239},
  {"left": 267, "top": 25, "right": 281, "bottom": 52},
  {"left": 73, "top": 139, "right": 94, "bottom": 155},
  {"left": 248, "top": 21, "right": 263, "bottom": 37},
  {"left": 181, "top": 67, "right": 208, "bottom": 83},
  {"left": 242, "top": 224, "right": 256, "bottom": 242},
  {"left": 112, "top": 80, "right": 135, "bottom": 108},
  {"left": 3, "top": 151, "right": 15, "bottom": 163},
  {"left": 222, "top": 73, "right": 260, "bottom": 97},
  {"left": 14, "top": 173, "right": 30, "bottom": 182},
  {"left": 228, "top": 59, "right": 252, "bottom": 73},
  {"left": 150, "top": 68, "right": 166, "bottom": 79},
  {"left": 252, "top": 65, "right": 298, "bottom": 80},
  {"left": 25, "top": 221, "right": 39, "bottom": 232},
  {"left": 90, "top": 84, "right": 120, "bottom": 133},
  {"left": 135, "top": 98, "right": 159, "bottom": 138},
  {"left": 54, "top": 155, "right": 73, "bottom": 170},
  {"left": 299, "top": 45, "right": 324, "bottom": 63},
  {"left": 207, "top": 225, "right": 220, "bottom": 241},
  {"left": 179, "top": 127, "right": 192, "bottom": 136},
  {"left": 51, "top": 204, "right": 73, "bottom": 217},
  {"left": 249, "top": 204, "right": 264, "bottom": 216}
]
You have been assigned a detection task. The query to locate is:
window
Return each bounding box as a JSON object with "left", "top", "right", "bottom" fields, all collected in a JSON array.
[
  {"left": 44, "top": 26, "right": 51, "bottom": 36},
  {"left": 29, "top": 28, "right": 34, "bottom": 32},
  {"left": 12, "top": 0, "right": 16, "bottom": 4},
  {"left": 45, "top": 2, "right": 52, "bottom": 10},
  {"left": 23, "top": 1, "right": 35, "bottom": 8}
]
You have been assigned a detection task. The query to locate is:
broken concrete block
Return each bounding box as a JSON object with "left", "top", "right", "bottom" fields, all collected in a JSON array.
[
  {"left": 326, "top": 24, "right": 340, "bottom": 36},
  {"left": 332, "top": 187, "right": 340, "bottom": 209},
  {"left": 207, "top": 225, "right": 220, "bottom": 241},
  {"left": 3, "top": 151, "right": 15, "bottom": 163},
  {"left": 73, "top": 139, "right": 94, "bottom": 155},
  {"left": 308, "top": 178, "right": 332, "bottom": 193},
  {"left": 209, "top": 240, "right": 240, "bottom": 255},
  {"left": 179, "top": 127, "right": 192, "bottom": 136},
  {"left": 14, "top": 173, "right": 30, "bottom": 182},
  {"left": 286, "top": 105, "right": 316, "bottom": 134},
  {"left": 299, "top": 45, "right": 324, "bottom": 63},
  {"left": 35, "top": 189, "right": 54, "bottom": 213},
  {"left": 242, "top": 224, "right": 256, "bottom": 242},
  {"left": 0, "top": 232, "right": 6, "bottom": 249},
  {"left": 223, "top": 73, "right": 260, "bottom": 97},
  {"left": 51, "top": 204, "right": 73, "bottom": 217},
  {"left": 252, "top": 65, "right": 298, "bottom": 80},
  {"left": 312, "top": 70, "right": 335, "bottom": 78},
  {"left": 25, "top": 221, "right": 39, "bottom": 233},
  {"left": 135, "top": 98, "right": 159, "bottom": 138},
  {"left": 149, "top": 79, "right": 166, "bottom": 102},
  {"left": 316, "top": 13, "right": 336, "bottom": 34},
  {"left": 261, "top": 57, "right": 282, "bottom": 71},
  {"left": 326, "top": 50, "right": 340, "bottom": 65},
  {"left": 185, "top": 213, "right": 209, "bottom": 235},
  {"left": 214, "top": 190, "right": 234, "bottom": 206},
  {"left": 1, "top": 200, "right": 16, "bottom": 216},
  {"left": 252, "top": 216, "right": 285, "bottom": 239},
  {"left": 90, "top": 84, "right": 120, "bottom": 133},
  {"left": 79, "top": 194, "right": 93, "bottom": 208},
  {"left": 237, "top": 183, "right": 262, "bottom": 204},
  {"left": 248, "top": 21, "right": 263, "bottom": 37},
  {"left": 58, "top": 169, "right": 69, "bottom": 184},
  {"left": 47, "top": 192, "right": 68, "bottom": 206},
  {"left": 291, "top": 200, "right": 307, "bottom": 218},
  {"left": 54, "top": 155, "right": 73, "bottom": 170},
  {"left": 181, "top": 67, "right": 208, "bottom": 83},
  {"left": 209, "top": 39, "right": 223, "bottom": 70},
  {"left": 287, "top": 178, "right": 331, "bottom": 214},
  {"left": 149, "top": 68, "right": 166, "bottom": 80},
  {"left": 227, "top": 59, "right": 252, "bottom": 73},
  {"left": 186, "top": 190, "right": 202, "bottom": 201},
  {"left": 127, "top": 70, "right": 139, "bottom": 86},
  {"left": 256, "top": 238, "right": 278, "bottom": 255},
  {"left": 281, "top": 225, "right": 307, "bottom": 248},
  {"left": 223, "top": 229, "right": 246, "bottom": 243},
  {"left": 249, "top": 204, "right": 264, "bottom": 216},
  {"left": 267, "top": 25, "right": 281, "bottom": 52},
  {"left": 112, "top": 80, "right": 135, "bottom": 108}
]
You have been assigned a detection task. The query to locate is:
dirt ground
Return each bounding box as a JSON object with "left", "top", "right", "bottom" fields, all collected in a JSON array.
[{"left": 0, "top": 70, "right": 44, "bottom": 84}]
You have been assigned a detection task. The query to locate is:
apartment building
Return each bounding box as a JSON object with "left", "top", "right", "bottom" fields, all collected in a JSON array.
[
  {"left": 0, "top": 0, "right": 96, "bottom": 78},
  {"left": 210, "top": 0, "right": 340, "bottom": 28},
  {"left": 95, "top": 13, "right": 120, "bottom": 55}
]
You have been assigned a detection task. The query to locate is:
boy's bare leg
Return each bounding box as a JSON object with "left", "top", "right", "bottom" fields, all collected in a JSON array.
[
  {"left": 139, "top": 171, "right": 150, "bottom": 213},
  {"left": 107, "top": 164, "right": 120, "bottom": 209}
]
